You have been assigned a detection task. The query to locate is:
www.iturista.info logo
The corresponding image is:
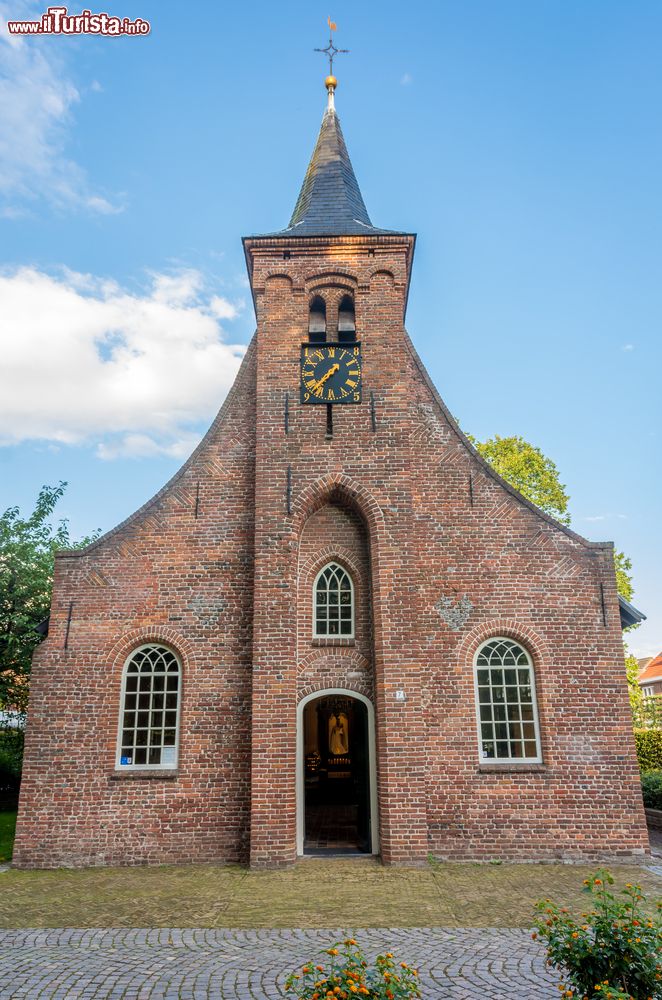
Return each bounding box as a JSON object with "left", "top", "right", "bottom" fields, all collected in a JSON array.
[{"left": 7, "top": 6, "right": 150, "bottom": 35}]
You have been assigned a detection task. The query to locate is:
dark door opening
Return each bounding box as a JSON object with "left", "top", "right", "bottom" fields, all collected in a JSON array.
[{"left": 303, "top": 694, "right": 371, "bottom": 855}]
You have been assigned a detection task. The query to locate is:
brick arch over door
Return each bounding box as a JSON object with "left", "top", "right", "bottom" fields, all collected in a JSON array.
[{"left": 297, "top": 650, "right": 373, "bottom": 702}]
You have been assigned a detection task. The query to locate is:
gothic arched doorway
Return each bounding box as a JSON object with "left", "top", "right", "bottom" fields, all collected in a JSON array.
[{"left": 296, "top": 689, "right": 379, "bottom": 856}]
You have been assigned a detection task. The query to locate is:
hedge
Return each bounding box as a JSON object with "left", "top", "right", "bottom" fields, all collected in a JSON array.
[
  {"left": 0, "top": 730, "right": 22, "bottom": 809},
  {"left": 641, "top": 770, "right": 662, "bottom": 811},
  {"left": 634, "top": 729, "right": 662, "bottom": 772}
]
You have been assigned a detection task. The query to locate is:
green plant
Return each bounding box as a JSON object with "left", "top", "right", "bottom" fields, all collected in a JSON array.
[
  {"left": 0, "top": 730, "right": 22, "bottom": 805},
  {"left": 533, "top": 869, "right": 662, "bottom": 999},
  {"left": 641, "top": 771, "right": 662, "bottom": 811},
  {"left": 0, "top": 810, "right": 17, "bottom": 862},
  {"left": 635, "top": 731, "right": 662, "bottom": 771},
  {"left": 285, "top": 938, "right": 421, "bottom": 1000}
]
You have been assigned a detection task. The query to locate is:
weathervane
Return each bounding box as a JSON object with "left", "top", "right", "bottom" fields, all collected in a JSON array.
[{"left": 314, "top": 16, "right": 348, "bottom": 78}]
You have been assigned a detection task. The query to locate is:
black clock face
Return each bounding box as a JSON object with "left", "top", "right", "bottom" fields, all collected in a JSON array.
[{"left": 300, "top": 343, "right": 362, "bottom": 405}]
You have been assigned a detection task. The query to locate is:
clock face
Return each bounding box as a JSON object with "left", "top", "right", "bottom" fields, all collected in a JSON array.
[{"left": 300, "top": 343, "right": 362, "bottom": 405}]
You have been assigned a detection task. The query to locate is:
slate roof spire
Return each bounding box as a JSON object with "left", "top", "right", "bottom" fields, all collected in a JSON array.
[
  {"left": 269, "top": 74, "right": 402, "bottom": 238},
  {"left": 248, "top": 26, "right": 407, "bottom": 240}
]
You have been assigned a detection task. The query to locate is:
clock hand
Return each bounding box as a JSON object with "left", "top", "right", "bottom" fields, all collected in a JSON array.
[{"left": 312, "top": 363, "right": 340, "bottom": 390}]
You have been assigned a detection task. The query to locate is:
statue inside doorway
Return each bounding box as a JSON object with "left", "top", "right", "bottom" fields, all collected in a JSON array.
[{"left": 328, "top": 712, "right": 348, "bottom": 755}]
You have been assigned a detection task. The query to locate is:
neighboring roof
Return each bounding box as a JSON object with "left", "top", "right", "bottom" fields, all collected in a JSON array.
[
  {"left": 618, "top": 594, "right": 647, "bottom": 630},
  {"left": 251, "top": 106, "right": 409, "bottom": 239},
  {"left": 639, "top": 652, "right": 662, "bottom": 685}
]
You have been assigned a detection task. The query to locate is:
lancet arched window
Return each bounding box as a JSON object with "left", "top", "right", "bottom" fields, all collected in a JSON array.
[
  {"left": 116, "top": 644, "right": 181, "bottom": 769},
  {"left": 338, "top": 294, "right": 356, "bottom": 343},
  {"left": 473, "top": 638, "right": 542, "bottom": 763},
  {"left": 308, "top": 295, "right": 327, "bottom": 343},
  {"left": 314, "top": 562, "right": 354, "bottom": 638}
]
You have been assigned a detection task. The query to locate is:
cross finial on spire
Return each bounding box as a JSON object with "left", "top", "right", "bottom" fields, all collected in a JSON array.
[{"left": 314, "top": 17, "right": 348, "bottom": 110}]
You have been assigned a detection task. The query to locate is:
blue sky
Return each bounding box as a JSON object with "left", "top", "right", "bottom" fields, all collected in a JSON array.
[{"left": 0, "top": 0, "right": 660, "bottom": 657}]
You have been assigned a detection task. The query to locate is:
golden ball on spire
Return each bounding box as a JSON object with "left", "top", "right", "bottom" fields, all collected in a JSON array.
[{"left": 325, "top": 74, "right": 337, "bottom": 90}]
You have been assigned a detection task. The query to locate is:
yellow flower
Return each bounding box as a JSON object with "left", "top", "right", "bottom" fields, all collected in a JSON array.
[{"left": 327, "top": 949, "right": 339, "bottom": 957}]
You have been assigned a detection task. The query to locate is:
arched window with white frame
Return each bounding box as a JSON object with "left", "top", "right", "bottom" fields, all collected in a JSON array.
[
  {"left": 473, "top": 637, "right": 542, "bottom": 763},
  {"left": 314, "top": 562, "right": 354, "bottom": 638},
  {"left": 116, "top": 644, "right": 181, "bottom": 769}
]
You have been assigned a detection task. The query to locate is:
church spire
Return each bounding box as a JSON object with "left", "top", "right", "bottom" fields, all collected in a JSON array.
[{"left": 249, "top": 23, "right": 406, "bottom": 240}]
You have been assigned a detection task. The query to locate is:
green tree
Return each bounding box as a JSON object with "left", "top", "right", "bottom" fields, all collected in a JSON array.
[
  {"left": 0, "top": 483, "right": 97, "bottom": 720},
  {"left": 613, "top": 550, "right": 634, "bottom": 603},
  {"left": 469, "top": 434, "right": 571, "bottom": 524},
  {"left": 625, "top": 651, "right": 644, "bottom": 717}
]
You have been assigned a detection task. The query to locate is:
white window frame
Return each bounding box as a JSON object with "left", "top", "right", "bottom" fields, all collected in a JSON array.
[
  {"left": 642, "top": 686, "right": 654, "bottom": 698},
  {"left": 115, "top": 643, "right": 182, "bottom": 771},
  {"left": 312, "top": 561, "right": 355, "bottom": 639},
  {"left": 473, "top": 637, "right": 543, "bottom": 764}
]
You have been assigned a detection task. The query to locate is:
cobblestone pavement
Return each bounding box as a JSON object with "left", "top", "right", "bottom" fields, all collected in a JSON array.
[{"left": 0, "top": 927, "right": 557, "bottom": 999}]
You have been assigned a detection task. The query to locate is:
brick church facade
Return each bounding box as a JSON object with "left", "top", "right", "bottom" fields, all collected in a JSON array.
[{"left": 14, "top": 74, "right": 649, "bottom": 868}]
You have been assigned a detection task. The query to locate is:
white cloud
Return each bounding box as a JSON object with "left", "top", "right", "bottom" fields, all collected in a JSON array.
[
  {"left": 400, "top": 73, "right": 413, "bottom": 86},
  {"left": 0, "top": 1, "right": 120, "bottom": 214},
  {"left": 622, "top": 344, "right": 635, "bottom": 352},
  {"left": 96, "top": 432, "right": 203, "bottom": 461},
  {"left": 0, "top": 266, "right": 246, "bottom": 458}
]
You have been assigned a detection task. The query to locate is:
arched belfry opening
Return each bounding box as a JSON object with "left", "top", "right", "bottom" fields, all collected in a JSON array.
[
  {"left": 337, "top": 294, "right": 356, "bottom": 342},
  {"left": 308, "top": 295, "right": 327, "bottom": 343}
]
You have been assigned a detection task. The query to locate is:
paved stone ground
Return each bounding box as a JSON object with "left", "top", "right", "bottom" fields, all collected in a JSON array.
[{"left": 0, "top": 928, "right": 557, "bottom": 999}]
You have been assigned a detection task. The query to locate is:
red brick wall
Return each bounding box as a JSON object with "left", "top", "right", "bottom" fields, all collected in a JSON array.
[{"left": 14, "top": 232, "right": 650, "bottom": 868}]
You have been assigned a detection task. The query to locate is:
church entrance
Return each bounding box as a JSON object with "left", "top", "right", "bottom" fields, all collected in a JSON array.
[{"left": 298, "top": 692, "right": 376, "bottom": 856}]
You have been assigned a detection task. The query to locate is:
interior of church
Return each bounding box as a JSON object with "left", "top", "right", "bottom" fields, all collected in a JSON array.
[{"left": 303, "top": 695, "right": 371, "bottom": 854}]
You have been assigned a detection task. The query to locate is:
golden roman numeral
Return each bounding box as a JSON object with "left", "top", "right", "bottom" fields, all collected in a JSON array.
[
  {"left": 346, "top": 379, "right": 357, "bottom": 388},
  {"left": 327, "top": 347, "right": 335, "bottom": 357},
  {"left": 327, "top": 388, "right": 335, "bottom": 400}
]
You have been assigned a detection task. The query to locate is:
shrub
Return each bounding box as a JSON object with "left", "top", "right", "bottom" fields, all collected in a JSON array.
[
  {"left": 634, "top": 730, "right": 662, "bottom": 772},
  {"left": 285, "top": 937, "right": 421, "bottom": 1000},
  {"left": 642, "top": 771, "right": 662, "bottom": 811},
  {"left": 533, "top": 869, "right": 662, "bottom": 1000}
]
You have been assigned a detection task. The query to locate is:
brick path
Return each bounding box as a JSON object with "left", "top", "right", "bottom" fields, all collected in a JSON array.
[{"left": 0, "top": 927, "right": 557, "bottom": 999}]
